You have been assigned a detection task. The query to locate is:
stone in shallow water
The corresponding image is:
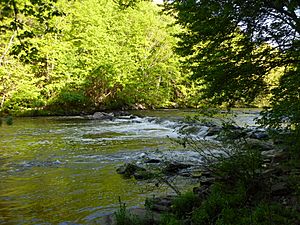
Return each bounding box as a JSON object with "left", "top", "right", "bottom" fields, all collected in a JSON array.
[
  {"left": 133, "top": 170, "right": 155, "bottom": 180},
  {"left": 250, "top": 131, "right": 269, "bottom": 140},
  {"left": 116, "top": 163, "right": 146, "bottom": 178},
  {"left": 91, "top": 112, "right": 114, "bottom": 120},
  {"left": 245, "top": 138, "right": 274, "bottom": 151}
]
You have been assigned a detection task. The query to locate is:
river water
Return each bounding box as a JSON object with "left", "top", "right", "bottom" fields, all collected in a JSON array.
[{"left": 0, "top": 109, "right": 259, "bottom": 224}]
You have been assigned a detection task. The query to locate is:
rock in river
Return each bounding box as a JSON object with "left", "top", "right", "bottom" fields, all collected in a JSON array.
[
  {"left": 116, "top": 163, "right": 146, "bottom": 179},
  {"left": 90, "top": 112, "right": 114, "bottom": 120}
]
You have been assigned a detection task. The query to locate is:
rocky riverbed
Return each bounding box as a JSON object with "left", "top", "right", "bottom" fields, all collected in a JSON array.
[
  {"left": 92, "top": 110, "right": 294, "bottom": 225},
  {"left": 3, "top": 109, "right": 289, "bottom": 225}
]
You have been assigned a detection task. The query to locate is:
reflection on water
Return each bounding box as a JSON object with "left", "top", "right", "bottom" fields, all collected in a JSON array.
[
  {"left": 0, "top": 110, "right": 258, "bottom": 224},
  {"left": 0, "top": 115, "right": 183, "bottom": 224}
]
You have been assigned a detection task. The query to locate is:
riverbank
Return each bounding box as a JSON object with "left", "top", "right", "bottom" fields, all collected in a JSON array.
[{"left": 105, "top": 122, "right": 300, "bottom": 225}]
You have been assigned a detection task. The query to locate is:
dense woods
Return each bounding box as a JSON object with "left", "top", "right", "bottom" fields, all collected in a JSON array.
[
  {"left": 2, "top": 0, "right": 299, "bottom": 132},
  {"left": 0, "top": 0, "right": 194, "bottom": 114}
]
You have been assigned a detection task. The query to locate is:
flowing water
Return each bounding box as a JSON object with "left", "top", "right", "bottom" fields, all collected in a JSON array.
[{"left": 0, "top": 109, "right": 259, "bottom": 224}]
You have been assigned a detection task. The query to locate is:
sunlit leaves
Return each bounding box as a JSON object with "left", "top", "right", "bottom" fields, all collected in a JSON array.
[{"left": 51, "top": 0, "right": 181, "bottom": 109}]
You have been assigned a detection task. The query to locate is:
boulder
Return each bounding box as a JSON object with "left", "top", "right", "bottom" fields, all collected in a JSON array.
[
  {"left": 199, "top": 177, "right": 215, "bottom": 186},
  {"left": 133, "top": 170, "right": 155, "bottom": 180},
  {"left": 261, "top": 167, "right": 283, "bottom": 177},
  {"left": 250, "top": 131, "right": 269, "bottom": 140},
  {"left": 261, "top": 149, "right": 283, "bottom": 158},
  {"left": 219, "top": 126, "right": 248, "bottom": 140},
  {"left": 163, "top": 162, "right": 191, "bottom": 175},
  {"left": 245, "top": 138, "right": 274, "bottom": 151},
  {"left": 91, "top": 112, "right": 114, "bottom": 120},
  {"left": 116, "top": 163, "right": 146, "bottom": 178}
]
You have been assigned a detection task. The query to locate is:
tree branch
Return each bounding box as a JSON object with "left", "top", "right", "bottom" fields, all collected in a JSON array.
[{"left": 0, "top": 32, "right": 16, "bottom": 66}]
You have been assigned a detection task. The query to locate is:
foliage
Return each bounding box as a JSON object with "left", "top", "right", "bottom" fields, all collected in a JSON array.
[
  {"left": 0, "top": 57, "right": 43, "bottom": 111},
  {"left": 0, "top": 0, "right": 63, "bottom": 113},
  {"left": 163, "top": 132, "right": 299, "bottom": 225},
  {"left": 159, "top": 214, "right": 182, "bottom": 225},
  {"left": 192, "top": 184, "right": 245, "bottom": 224},
  {"left": 0, "top": 116, "right": 13, "bottom": 126},
  {"left": 5, "top": 116, "right": 13, "bottom": 125},
  {"left": 0, "top": 0, "right": 62, "bottom": 60},
  {"left": 259, "top": 66, "right": 300, "bottom": 131},
  {"left": 192, "top": 189, "right": 299, "bottom": 225},
  {"left": 165, "top": 0, "right": 300, "bottom": 132},
  {"left": 171, "top": 191, "right": 200, "bottom": 218},
  {"left": 0, "top": 0, "right": 190, "bottom": 114},
  {"left": 115, "top": 198, "right": 140, "bottom": 225},
  {"left": 115, "top": 197, "right": 158, "bottom": 225}
]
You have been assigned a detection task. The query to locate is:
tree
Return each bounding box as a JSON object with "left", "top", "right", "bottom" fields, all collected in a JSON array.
[
  {"left": 0, "top": 0, "right": 62, "bottom": 60},
  {"left": 0, "top": 0, "right": 63, "bottom": 112},
  {"left": 1, "top": 0, "right": 185, "bottom": 113},
  {"left": 165, "top": 0, "right": 300, "bottom": 130},
  {"left": 47, "top": 0, "right": 182, "bottom": 111}
]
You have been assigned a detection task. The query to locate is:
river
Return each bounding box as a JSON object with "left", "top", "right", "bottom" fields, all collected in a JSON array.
[{"left": 0, "top": 109, "right": 259, "bottom": 224}]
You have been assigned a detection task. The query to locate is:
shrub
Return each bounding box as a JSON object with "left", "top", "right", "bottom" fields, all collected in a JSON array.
[
  {"left": 115, "top": 198, "right": 140, "bottom": 225},
  {"left": 171, "top": 191, "right": 200, "bottom": 218},
  {"left": 159, "top": 214, "right": 182, "bottom": 225}
]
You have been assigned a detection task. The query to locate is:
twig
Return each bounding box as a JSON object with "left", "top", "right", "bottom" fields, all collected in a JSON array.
[{"left": 0, "top": 32, "right": 16, "bottom": 66}]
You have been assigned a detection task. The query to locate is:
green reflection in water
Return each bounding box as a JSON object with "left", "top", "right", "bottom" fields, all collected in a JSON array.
[
  {"left": 0, "top": 116, "right": 181, "bottom": 224},
  {"left": 0, "top": 164, "right": 150, "bottom": 224}
]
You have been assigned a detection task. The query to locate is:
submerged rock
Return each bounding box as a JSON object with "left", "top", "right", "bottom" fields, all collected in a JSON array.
[
  {"left": 117, "top": 151, "right": 203, "bottom": 180},
  {"left": 133, "top": 170, "right": 155, "bottom": 180},
  {"left": 116, "top": 163, "right": 146, "bottom": 179},
  {"left": 112, "top": 111, "right": 130, "bottom": 117},
  {"left": 179, "top": 125, "right": 201, "bottom": 135}
]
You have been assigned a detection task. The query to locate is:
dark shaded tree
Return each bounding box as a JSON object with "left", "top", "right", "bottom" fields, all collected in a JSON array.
[{"left": 165, "top": 0, "right": 300, "bottom": 130}]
